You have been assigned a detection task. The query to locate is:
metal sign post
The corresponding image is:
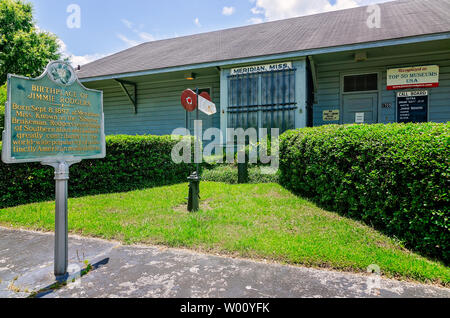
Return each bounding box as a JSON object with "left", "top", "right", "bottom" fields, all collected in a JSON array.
[
  {"left": 42, "top": 160, "right": 80, "bottom": 276},
  {"left": 195, "top": 88, "right": 200, "bottom": 178},
  {"left": 2, "top": 61, "right": 106, "bottom": 278},
  {"left": 180, "top": 88, "right": 216, "bottom": 212}
]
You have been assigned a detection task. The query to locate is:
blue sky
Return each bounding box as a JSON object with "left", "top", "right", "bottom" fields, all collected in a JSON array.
[{"left": 28, "top": 0, "right": 391, "bottom": 66}]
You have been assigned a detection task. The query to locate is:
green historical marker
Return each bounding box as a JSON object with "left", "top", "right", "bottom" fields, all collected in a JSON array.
[
  {"left": 1, "top": 61, "right": 106, "bottom": 278},
  {"left": 3, "top": 61, "right": 105, "bottom": 163}
]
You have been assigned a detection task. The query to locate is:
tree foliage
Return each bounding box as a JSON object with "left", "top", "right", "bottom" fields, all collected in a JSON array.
[
  {"left": 0, "top": 84, "right": 4, "bottom": 139},
  {"left": 0, "top": 0, "right": 61, "bottom": 85},
  {"left": 0, "top": 83, "right": 5, "bottom": 105}
]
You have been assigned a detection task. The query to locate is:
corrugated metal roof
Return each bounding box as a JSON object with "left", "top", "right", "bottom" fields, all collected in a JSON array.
[{"left": 78, "top": 0, "right": 450, "bottom": 79}]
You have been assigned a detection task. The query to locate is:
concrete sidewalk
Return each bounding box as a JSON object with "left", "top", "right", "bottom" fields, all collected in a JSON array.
[{"left": 0, "top": 226, "right": 449, "bottom": 298}]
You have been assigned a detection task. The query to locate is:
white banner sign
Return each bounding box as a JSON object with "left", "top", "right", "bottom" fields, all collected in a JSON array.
[
  {"left": 198, "top": 95, "right": 217, "bottom": 116},
  {"left": 230, "top": 62, "right": 293, "bottom": 75},
  {"left": 387, "top": 65, "right": 439, "bottom": 90}
]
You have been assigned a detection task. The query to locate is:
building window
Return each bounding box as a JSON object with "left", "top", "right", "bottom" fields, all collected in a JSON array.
[
  {"left": 343, "top": 73, "right": 378, "bottom": 92},
  {"left": 227, "top": 69, "right": 296, "bottom": 134},
  {"left": 198, "top": 88, "right": 211, "bottom": 96}
]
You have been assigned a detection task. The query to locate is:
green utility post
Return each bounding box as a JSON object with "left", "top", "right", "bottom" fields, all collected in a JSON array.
[
  {"left": 238, "top": 162, "right": 248, "bottom": 184},
  {"left": 237, "top": 143, "right": 249, "bottom": 184},
  {"left": 187, "top": 88, "right": 201, "bottom": 212},
  {"left": 188, "top": 171, "right": 200, "bottom": 212}
]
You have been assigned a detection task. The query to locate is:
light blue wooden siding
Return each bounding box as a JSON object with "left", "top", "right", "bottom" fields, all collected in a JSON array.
[
  {"left": 314, "top": 67, "right": 341, "bottom": 125},
  {"left": 314, "top": 51, "right": 450, "bottom": 126},
  {"left": 85, "top": 74, "right": 221, "bottom": 136}
]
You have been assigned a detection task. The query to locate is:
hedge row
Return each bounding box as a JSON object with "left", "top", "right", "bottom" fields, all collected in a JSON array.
[
  {"left": 201, "top": 165, "right": 279, "bottom": 184},
  {"left": 279, "top": 123, "right": 450, "bottom": 263},
  {"left": 0, "top": 135, "right": 195, "bottom": 208}
]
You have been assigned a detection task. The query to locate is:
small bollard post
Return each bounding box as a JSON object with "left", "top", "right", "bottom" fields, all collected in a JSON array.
[
  {"left": 238, "top": 162, "right": 248, "bottom": 184},
  {"left": 188, "top": 171, "right": 200, "bottom": 212}
]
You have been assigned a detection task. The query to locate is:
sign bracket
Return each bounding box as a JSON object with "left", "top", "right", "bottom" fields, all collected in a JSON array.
[{"left": 115, "top": 79, "right": 138, "bottom": 114}]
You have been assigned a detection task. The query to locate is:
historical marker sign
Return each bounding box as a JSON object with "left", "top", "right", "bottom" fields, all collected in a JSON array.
[
  {"left": 2, "top": 61, "right": 105, "bottom": 164},
  {"left": 397, "top": 90, "right": 428, "bottom": 123},
  {"left": 1, "top": 61, "right": 105, "bottom": 278}
]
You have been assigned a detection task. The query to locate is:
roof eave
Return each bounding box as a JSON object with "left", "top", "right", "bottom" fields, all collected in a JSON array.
[{"left": 79, "top": 32, "right": 450, "bottom": 83}]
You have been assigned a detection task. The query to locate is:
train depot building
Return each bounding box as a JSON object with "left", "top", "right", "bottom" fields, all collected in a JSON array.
[{"left": 78, "top": 0, "right": 450, "bottom": 145}]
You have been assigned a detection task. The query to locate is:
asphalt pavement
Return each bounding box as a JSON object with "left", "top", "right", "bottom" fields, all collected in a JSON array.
[{"left": 0, "top": 227, "right": 449, "bottom": 298}]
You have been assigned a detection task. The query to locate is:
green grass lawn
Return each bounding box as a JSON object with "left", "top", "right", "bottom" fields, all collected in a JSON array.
[{"left": 0, "top": 182, "right": 448, "bottom": 286}]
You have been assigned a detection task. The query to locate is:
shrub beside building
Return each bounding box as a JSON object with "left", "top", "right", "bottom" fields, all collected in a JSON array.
[{"left": 279, "top": 123, "right": 450, "bottom": 263}]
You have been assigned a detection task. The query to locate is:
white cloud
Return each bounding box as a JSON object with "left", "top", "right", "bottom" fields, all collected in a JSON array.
[
  {"left": 222, "top": 6, "right": 236, "bottom": 16},
  {"left": 248, "top": 17, "right": 264, "bottom": 24},
  {"left": 121, "top": 18, "right": 133, "bottom": 29},
  {"left": 71, "top": 53, "right": 109, "bottom": 67},
  {"left": 250, "top": 7, "right": 264, "bottom": 15},
  {"left": 138, "top": 32, "right": 155, "bottom": 42},
  {"left": 250, "top": 0, "right": 391, "bottom": 21},
  {"left": 57, "top": 39, "right": 108, "bottom": 67},
  {"left": 117, "top": 33, "right": 141, "bottom": 47},
  {"left": 118, "top": 18, "right": 156, "bottom": 47},
  {"left": 57, "top": 38, "right": 68, "bottom": 55},
  {"left": 194, "top": 17, "right": 201, "bottom": 27}
]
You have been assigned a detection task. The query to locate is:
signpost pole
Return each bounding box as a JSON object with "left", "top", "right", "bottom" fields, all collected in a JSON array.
[
  {"left": 42, "top": 160, "right": 80, "bottom": 277},
  {"left": 195, "top": 88, "right": 200, "bottom": 177},
  {"left": 54, "top": 162, "right": 69, "bottom": 277},
  {"left": 187, "top": 88, "right": 201, "bottom": 212},
  {"left": 185, "top": 109, "right": 188, "bottom": 134},
  {"left": 181, "top": 87, "right": 216, "bottom": 213}
]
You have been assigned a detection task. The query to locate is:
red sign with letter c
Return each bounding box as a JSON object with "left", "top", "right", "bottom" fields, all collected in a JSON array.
[{"left": 181, "top": 89, "right": 197, "bottom": 112}]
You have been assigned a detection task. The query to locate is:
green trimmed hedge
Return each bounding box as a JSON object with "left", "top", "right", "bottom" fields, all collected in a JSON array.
[
  {"left": 201, "top": 165, "right": 279, "bottom": 184},
  {"left": 280, "top": 123, "right": 450, "bottom": 263},
  {"left": 0, "top": 135, "right": 195, "bottom": 208}
]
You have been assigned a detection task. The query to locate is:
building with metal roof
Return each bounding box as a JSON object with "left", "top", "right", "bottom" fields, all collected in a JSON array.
[{"left": 78, "top": 0, "right": 450, "bottom": 141}]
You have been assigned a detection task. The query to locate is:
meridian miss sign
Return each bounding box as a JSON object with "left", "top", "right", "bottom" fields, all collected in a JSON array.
[
  {"left": 230, "top": 62, "right": 293, "bottom": 75},
  {"left": 2, "top": 62, "right": 105, "bottom": 163}
]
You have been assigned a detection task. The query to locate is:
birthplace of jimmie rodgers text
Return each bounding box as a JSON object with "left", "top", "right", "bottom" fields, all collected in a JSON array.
[{"left": 2, "top": 61, "right": 105, "bottom": 163}]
